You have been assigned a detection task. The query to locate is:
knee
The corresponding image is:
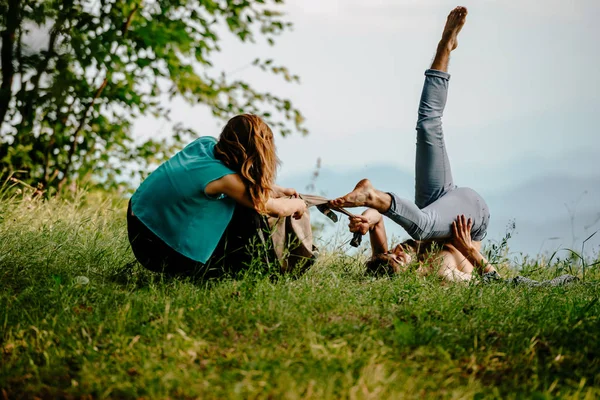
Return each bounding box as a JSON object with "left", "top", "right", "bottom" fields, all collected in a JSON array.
[{"left": 416, "top": 116, "right": 442, "bottom": 133}]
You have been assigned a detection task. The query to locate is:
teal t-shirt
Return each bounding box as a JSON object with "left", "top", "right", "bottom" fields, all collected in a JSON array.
[{"left": 131, "top": 136, "right": 236, "bottom": 263}]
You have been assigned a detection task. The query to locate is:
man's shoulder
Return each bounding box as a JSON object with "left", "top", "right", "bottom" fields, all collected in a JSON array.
[{"left": 440, "top": 244, "right": 476, "bottom": 272}]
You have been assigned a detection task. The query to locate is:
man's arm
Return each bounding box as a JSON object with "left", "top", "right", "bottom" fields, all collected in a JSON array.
[{"left": 348, "top": 209, "right": 388, "bottom": 255}]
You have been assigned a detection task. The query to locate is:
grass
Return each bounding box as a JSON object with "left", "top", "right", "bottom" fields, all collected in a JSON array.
[{"left": 1, "top": 189, "right": 599, "bottom": 399}]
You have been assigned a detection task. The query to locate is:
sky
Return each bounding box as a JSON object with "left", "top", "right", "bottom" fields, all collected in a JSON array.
[
  {"left": 134, "top": 0, "right": 600, "bottom": 188},
  {"left": 132, "top": 0, "right": 600, "bottom": 255}
]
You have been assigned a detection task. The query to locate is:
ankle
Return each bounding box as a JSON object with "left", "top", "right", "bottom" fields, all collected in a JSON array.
[
  {"left": 437, "top": 40, "right": 453, "bottom": 54},
  {"left": 372, "top": 190, "right": 392, "bottom": 213}
]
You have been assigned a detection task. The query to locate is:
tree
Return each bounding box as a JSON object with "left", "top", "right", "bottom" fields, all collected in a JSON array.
[{"left": 0, "top": 0, "right": 306, "bottom": 194}]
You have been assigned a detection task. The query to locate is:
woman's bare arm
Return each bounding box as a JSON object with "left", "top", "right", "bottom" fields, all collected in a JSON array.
[{"left": 205, "top": 174, "right": 307, "bottom": 218}]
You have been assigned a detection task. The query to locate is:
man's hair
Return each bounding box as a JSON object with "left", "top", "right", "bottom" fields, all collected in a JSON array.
[
  {"left": 365, "top": 253, "right": 401, "bottom": 276},
  {"left": 401, "top": 239, "right": 418, "bottom": 253},
  {"left": 214, "top": 114, "right": 280, "bottom": 214},
  {"left": 365, "top": 239, "right": 419, "bottom": 276}
]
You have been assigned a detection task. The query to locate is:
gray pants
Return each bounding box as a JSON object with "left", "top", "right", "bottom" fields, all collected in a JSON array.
[{"left": 384, "top": 69, "right": 490, "bottom": 241}]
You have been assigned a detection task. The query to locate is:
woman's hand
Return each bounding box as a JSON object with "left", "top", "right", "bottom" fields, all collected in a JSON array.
[
  {"left": 281, "top": 187, "right": 299, "bottom": 198},
  {"left": 272, "top": 184, "right": 298, "bottom": 198},
  {"left": 291, "top": 198, "right": 307, "bottom": 219},
  {"left": 451, "top": 214, "right": 475, "bottom": 256}
]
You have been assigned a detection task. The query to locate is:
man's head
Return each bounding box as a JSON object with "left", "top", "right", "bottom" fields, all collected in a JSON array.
[{"left": 365, "top": 240, "right": 418, "bottom": 275}]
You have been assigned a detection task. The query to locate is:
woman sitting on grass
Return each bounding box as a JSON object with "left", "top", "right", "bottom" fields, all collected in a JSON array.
[{"left": 127, "top": 114, "right": 306, "bottom": 278}]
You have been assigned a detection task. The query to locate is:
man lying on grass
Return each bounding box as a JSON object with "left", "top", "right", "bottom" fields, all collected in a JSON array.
[
  {"left": 330, "top": 7, "right": 498, "bottom": 282},
  {"left": 353, "top": 211, "right": 497, "bottom": 282}
]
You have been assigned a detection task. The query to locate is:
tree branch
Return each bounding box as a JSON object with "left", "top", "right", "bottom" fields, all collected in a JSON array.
[
  {"left": 56, "top": 78, "right": 108, "bottom": 192},
  {"left": 56, "top": 4, "right": 140, "bottom": 192}
]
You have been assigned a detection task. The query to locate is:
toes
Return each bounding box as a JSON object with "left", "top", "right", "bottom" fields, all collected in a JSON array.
[
  {"left": 448, "top": 9, "right": 460, "bottom": 22},
  {"left": 451, "top": 6, "right": 467, "bottom": 17},
  {"left": 447, "top": 6, "right": 467, "bottom": 26}
]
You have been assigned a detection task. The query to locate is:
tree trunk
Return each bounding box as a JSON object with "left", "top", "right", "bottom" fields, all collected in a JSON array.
[
  {"left": 0, "top": 0, "right": 20, "bottom": 130},
  {"left": 19, "top": 12, "right": 68, "bottom": 129}
]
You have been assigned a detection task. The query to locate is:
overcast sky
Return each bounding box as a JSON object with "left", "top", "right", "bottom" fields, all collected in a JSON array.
[{"left": 134, "top": 0, "right": 600, "bottom": 192}]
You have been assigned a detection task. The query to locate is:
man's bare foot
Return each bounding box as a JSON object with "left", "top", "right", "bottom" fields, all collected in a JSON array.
[
  {"left": 331, "top": 179, "right": 376, "bottom": 208},
  {"left": 439, "top": 6, "right": 468, "bottom": 52}
]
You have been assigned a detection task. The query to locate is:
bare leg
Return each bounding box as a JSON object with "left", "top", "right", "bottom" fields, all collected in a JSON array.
[
  {"left": 414, "top": 6, "right": 467, "bottom": 208},
  {"left": 330, "top": 179, "right": 392, "bottom": 214},
  {"left": 431, "top": 6, "right": 467, "bottom": 73}
]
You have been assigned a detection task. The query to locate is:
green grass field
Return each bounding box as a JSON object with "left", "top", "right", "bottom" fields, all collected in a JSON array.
[{"left": 1, "top": 190, "right": 599, "bottom": 399}]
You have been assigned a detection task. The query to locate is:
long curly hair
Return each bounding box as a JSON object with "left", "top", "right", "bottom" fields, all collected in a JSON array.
[{"left": 213, "top": 114, "right": 279, "bottom": 214}]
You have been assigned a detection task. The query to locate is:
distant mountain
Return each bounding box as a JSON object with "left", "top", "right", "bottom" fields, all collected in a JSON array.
[
  {"left": 484, "top": 174, "right": 600, "bottom": 257},
  {"left": 484, "top": 175, "right": 600, "bottom": 220},
  {"left": 278, "top": 165, "right": 600, "bottom": 258}
]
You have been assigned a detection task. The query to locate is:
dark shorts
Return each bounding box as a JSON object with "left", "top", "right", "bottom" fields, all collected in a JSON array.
[{"left": 127, "top": 200, "right": 274, "bottom": 278}]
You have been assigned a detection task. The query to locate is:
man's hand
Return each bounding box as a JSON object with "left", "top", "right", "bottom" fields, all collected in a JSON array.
[
  {"left": 348, "top": 209, "right": 382, "bottom": 235},
  {"left": 451, "top": 214, "right": 474, "bottom": 255},
  {"left": 348, "top": 215, "right": 370, "bottom": 235},
  {"left": 452, "top": 214, "right": 496, "bottom": 276}
]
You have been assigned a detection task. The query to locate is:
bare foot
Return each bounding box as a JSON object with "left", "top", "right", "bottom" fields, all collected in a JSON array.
[
  {"left": 330, "top": 179, "right": 376, "bottom": 208},
  {"left": 440, "top": 6, "right": 468, "bottom": 52}
]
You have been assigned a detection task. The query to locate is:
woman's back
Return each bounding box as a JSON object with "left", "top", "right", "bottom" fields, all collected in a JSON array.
[{"left": 131, "top": 136, "right": 236, "bottom": 263}]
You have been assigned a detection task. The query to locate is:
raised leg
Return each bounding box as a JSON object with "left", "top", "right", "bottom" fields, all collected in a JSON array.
[{"left": 414, "top": 6, "right": 467, "bottom": 208}]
